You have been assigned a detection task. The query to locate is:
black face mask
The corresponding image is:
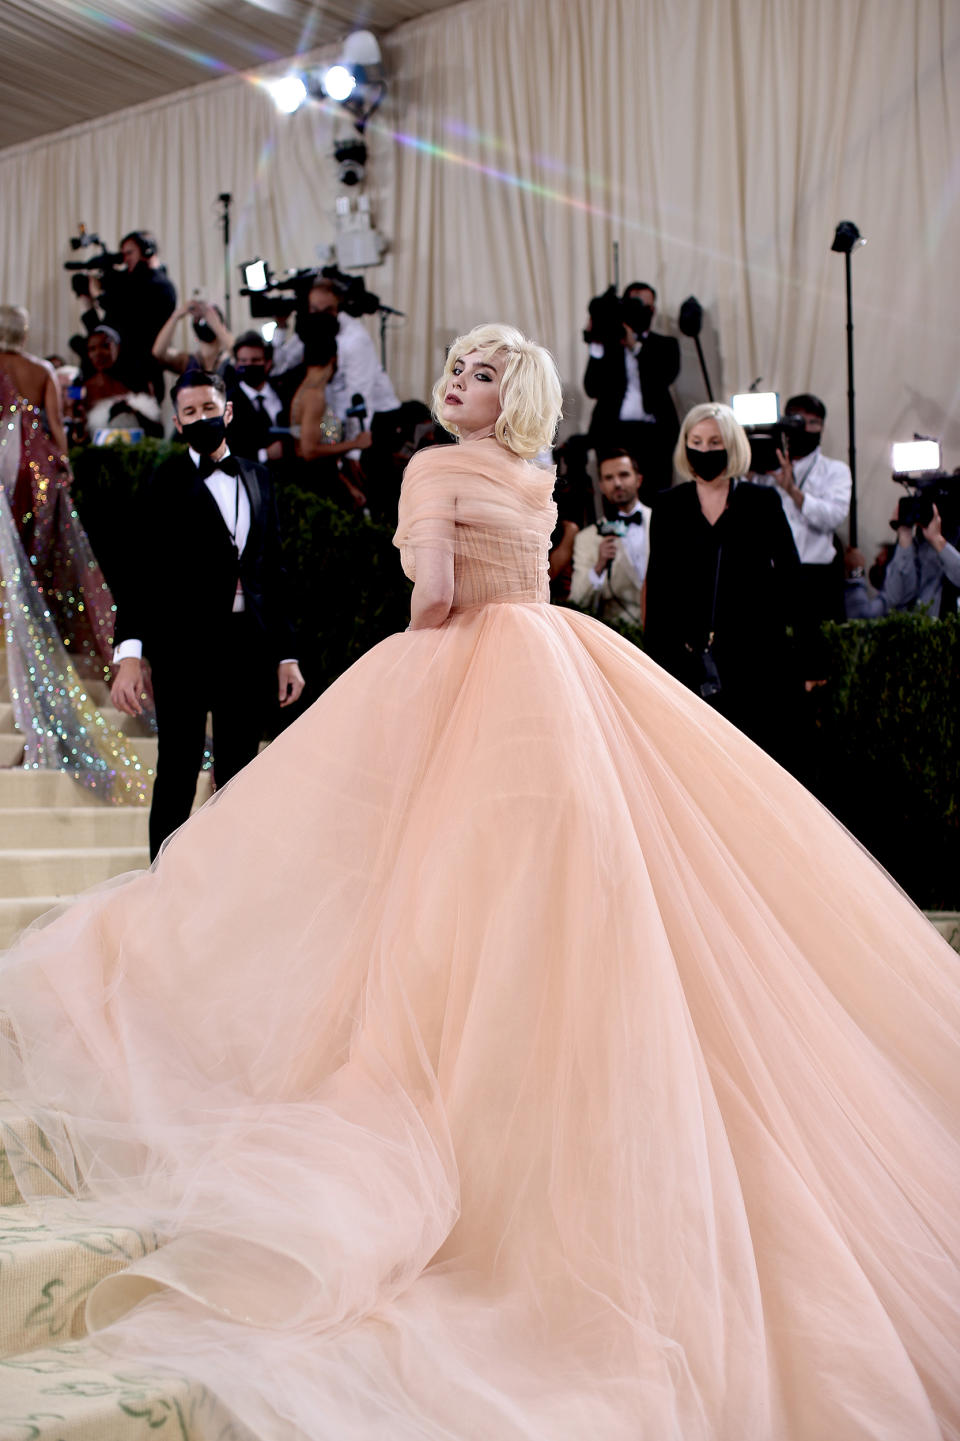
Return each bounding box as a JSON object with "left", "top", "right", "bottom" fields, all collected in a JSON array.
[
  {"left": 785, "top": 424, "right": 820, "bottom": 460},
  {"left": 686, "top": 446, "right": 728, "bottom": 482},
  {"left": 179, "top": 416, "right": 227, "bottom": 454},
  {"left": 192, "top": 319, "right": 216, "bottom": 344},
  {"left": 235, "top": 363, "right": 267, "bottom": 388}
]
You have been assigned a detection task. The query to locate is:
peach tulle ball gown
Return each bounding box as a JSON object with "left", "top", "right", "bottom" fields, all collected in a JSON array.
[{"left": 1, "top": 436, "right": 959, "bottom": 1440}]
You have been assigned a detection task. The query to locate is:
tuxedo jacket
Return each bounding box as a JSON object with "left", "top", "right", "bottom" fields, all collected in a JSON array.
[
  {"left": 224, "top": 377, "right": 289, "bottom": 461},
  {"left": 113, "top": 452, "right": 295, "bottom": 668},
  {"left": 583, "top": 332, "right": 681, "bottom": 443},
  {"left": 569, "top": 509, "right": 652, "bottom": 623}
]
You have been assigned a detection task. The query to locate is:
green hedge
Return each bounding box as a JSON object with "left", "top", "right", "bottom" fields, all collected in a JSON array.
[{"left": 68, "top": 441, "right": 958, "bottom": 908}]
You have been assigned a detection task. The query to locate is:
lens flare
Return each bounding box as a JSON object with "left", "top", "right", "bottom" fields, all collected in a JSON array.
[{"left": 266, "top": 74, "right": 307, "bottom": 113}]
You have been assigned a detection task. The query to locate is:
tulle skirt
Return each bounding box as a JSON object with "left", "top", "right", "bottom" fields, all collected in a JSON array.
[{"left": 2, "top": 600, "right": 958, "bottom": 1439}]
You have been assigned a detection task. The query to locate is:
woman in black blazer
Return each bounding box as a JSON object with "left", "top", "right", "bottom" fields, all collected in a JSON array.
[{"left": 644, "top": 403, "right": 801, "bottom": 760}]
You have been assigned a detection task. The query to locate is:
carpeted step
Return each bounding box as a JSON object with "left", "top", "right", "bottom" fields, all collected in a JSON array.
[
  {"left": 0, "top": 1338, "right": 226, "bottom": 1439},
  {"left": 0, "top": 1209, "right": 160, "bottom": 1359},
  {"left": 0, "top": 848, "right": 148, "bottom": 898},
  {"left": 0, "top": 898, "right": 78, "bottom": 951},
  {"left": 0, "top": 1100, "right": 71, "bottom": 1207},
  {"left": 0, "top": 771, "right": 117, "bottom": 810},
  {"left": 0, "top": 735, "right": 25, "bottom": 767},
  {"left": 6, "top": 808, "right": 149, "bottom": 851}
]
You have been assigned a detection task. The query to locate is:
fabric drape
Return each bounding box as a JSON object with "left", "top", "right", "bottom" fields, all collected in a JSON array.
[{"left": 0, "top": 0, "right": 956, "bottom": 550}]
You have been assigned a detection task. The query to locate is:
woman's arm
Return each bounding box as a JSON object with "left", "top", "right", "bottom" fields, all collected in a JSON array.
[
  {"left": 202, "top": 303, "right": 234, "bottom": 356},
  {"left": 549, "top": 519, "right": 579, "bottom": 579},
  {"left": 409, "top": 547, "right": 454, "bottom": 630},
  {"left": 41, "top": 363, "right": 69, "bottom": 454},
  {"left": 299, "top": 389, "right": 371, "bottom": 461},
  {"left": 152, "top": 303, "right": 191, "bottom": 370}
]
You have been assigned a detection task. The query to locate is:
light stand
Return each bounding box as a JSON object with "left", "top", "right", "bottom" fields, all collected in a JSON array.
[
  {"left": 217, "top": 193, "right": 233, "bottom": 327},
  {"left": 376, "top": 301, "right": 405, "bottom": 370},
  {"left": 831, "top": 220, "right": 865, "bottom": 546}
]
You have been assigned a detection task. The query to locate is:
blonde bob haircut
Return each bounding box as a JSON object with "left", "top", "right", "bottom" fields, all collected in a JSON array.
[
  {"left": 431, "top": 323, "right": 563, "bottom": 460},
  {"left": 0, "top": 305, "right": 28, "bottom": 353},
  {"left": 673, "top": 402, "right": 752, "bottom": 482}
]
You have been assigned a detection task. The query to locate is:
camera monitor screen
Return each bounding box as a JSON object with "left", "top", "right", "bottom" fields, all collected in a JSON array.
[
  {"left": 892, "top": 440, "right": 940, "bottom": 474},
  {"left": 731, "top": 392, "right": 779, "bottom": 427}
]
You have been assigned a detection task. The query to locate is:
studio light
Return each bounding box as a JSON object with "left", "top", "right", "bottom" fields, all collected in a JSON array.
[
  {"left": 266, "top": 75, "right": 307, "bottom": 114},
  {"left": 731, "top": 392, "right": 779, "bottom": 427},
  {"left": 241, "top": 259, "right": 269, "bottom": 292},
  {"left": 261, "top": 321, "right": 278, "bottom": 344},
  {"left": 892, "top": 440, "right": 941, "bottom": 475}
]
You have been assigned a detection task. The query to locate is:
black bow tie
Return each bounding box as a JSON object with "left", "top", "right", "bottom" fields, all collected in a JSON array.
[
  {"left": 197, "top": 453, "right": 240, "bottom": 480},
  {"left": 621, "top": 511, "right": 645, "bottom": 526}
]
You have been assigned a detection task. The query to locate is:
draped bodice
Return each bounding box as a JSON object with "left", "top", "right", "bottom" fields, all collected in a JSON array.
[{"left": 393, "top": 439, "right": 558, "bottom": 612}]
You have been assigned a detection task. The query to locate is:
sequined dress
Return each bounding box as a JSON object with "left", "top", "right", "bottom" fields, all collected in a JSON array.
[{"left": 0, "top": 371, "right": 150, "bottom": 802}]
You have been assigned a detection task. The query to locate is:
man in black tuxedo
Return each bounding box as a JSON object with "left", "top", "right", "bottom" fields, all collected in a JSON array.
[
  {"left": 583, "top": 281, "right": 681, "bottom": 496},
  {"left": 224, "top": 331, "right": 288, "bottom": 463},
  {"left": 111, "top": 370, "right": 304, "bottom": 859}
]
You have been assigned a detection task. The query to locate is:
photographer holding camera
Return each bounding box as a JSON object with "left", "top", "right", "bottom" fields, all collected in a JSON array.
[
  {"left": 75, "top": 231, "right": 177, "bottom": 400},
  {"left": 883, "top": 498, "right": 960, "bottom": 617},
  {"left": 750, "top": 393, "right": 851, "bottom": 679},
  {"left": 569, "top": 450, "right": 650, "bottom": 623},
  {"left": 644, "top": 403, "right": 800, "bottom": 761},
  {"left": 583, "top": 282, "right": 680, "bottom": 495}
]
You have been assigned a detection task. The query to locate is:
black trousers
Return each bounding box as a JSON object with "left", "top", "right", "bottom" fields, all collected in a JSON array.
[
  {"left": 797, "top": 557, "right": 845, "bottom": 679},
  {"left": 148, "top": 613, "right": 273, "bottom": 859}
]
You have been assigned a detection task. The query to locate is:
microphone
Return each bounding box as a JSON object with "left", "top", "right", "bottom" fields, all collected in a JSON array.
[{"left": 346, "top": 393, "right": 367, "bottom": 431}]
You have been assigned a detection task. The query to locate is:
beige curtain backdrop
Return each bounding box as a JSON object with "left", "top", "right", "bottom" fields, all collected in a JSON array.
[{"left": 1, "top": 0, "right": 956, "bottom": 550}]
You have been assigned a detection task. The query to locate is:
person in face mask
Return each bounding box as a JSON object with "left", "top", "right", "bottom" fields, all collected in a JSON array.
[
  {"left": 643, "top": 402, "right": 801, "bottom": 763},
  {"left": 225, "top": 331, "right": 288, "bottom": 465},
  {"left": 750, "top": 393, "right": 852, "bottom": 683},
  {"left": 110, "top": 370, "right": 304, "bottom": 858},
  {"left": 151, "top": 299, "right": 234, "bottom": 380}
]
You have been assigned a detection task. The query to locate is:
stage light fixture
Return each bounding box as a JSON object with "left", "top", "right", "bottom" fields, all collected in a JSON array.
[
  {"left": 323, "top": 65, "right": 357, "bottom": 102},
  {"left": 317, "top": 30, "right": 385, "bottom": 131}
]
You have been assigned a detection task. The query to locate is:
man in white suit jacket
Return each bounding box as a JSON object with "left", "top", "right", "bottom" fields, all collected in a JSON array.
[{"left": 570, "top": 451, "right": 652, "bottom": 625}]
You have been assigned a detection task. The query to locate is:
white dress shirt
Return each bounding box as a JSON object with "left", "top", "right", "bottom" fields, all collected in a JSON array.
[
  {"left": 326, "top": 312, "right": 399, "bottom": 425},
  {"left": 755, "top": 448, "right": 852, "bottom": 566},
  {"left": 589, "top": 502, "right": 650, "bottom": 587},
  {"left": 113, "top": 448, "right": 251, "bottom": 662},
  {"left": 588, "top": 339, "right": 655, "bottom": 423}
]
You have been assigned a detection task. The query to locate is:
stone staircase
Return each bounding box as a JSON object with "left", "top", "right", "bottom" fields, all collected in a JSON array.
[
  {"left": 0, "top": 1104, "right": 232, "bottom": 1439},
  {"left": 0, "top": 640, "right": 229, "bottom": 1437},
  {"left": 0, "top": 643, "right": 213, "bottom": 951}
]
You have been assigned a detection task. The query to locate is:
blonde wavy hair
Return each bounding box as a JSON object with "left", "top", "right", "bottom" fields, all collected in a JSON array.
[
  {"left": 673, "top": 402, "right": 752, "bottom": 482},
  {"left": 0, "top": 305, "right": 28, "bottom": 352},
  {"left": 431, "top": 323, "right": 563, "bottom": 459}
]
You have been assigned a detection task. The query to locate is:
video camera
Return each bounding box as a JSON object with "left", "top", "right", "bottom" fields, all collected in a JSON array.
[
  {"left": 891, "top": 440, "right": 960, "bottom": 532},
  {"left": 583, "top": 285, "right": 653, "bottom": 349},
  {"left": 62, "top": 226, "right": 124, "bottom": 298},
  {"left": 730, "top": 392, "right": 806, "bottom": 474},
  {"left": 238, "top": 260, "right": 383, "bottom": 321}
]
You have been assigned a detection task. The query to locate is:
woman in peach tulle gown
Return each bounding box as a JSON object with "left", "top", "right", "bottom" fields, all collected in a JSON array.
[{"left": 1, "top": 324, "right": 958, "bottom": 1440}]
